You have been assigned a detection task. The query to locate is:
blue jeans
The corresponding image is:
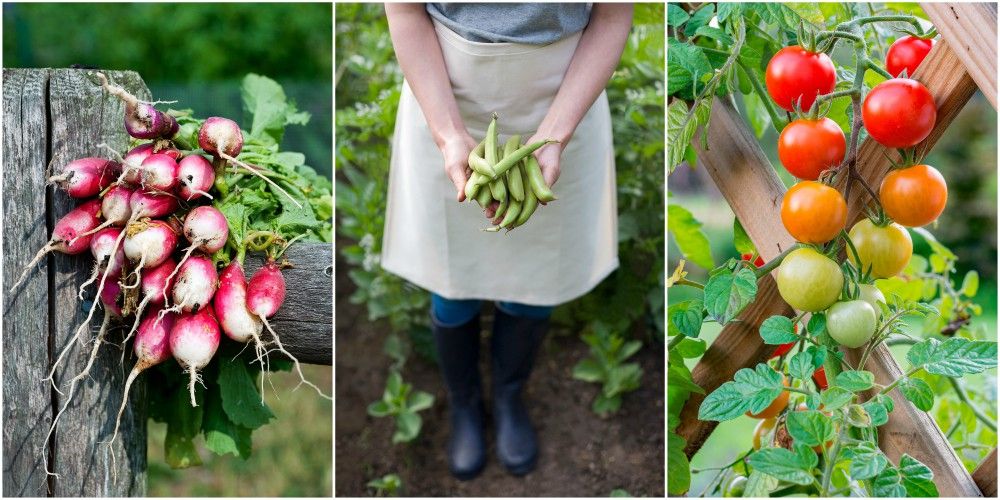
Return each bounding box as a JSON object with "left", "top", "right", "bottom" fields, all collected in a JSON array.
[{"left": 431, "top": 294, "right": 554, "bottom": 327}]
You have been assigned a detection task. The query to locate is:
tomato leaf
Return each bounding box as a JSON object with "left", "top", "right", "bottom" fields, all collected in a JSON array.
[
  {"left": 669, "top": 299, "right": 705, "bottom": 338},
  {"left": 786, "top": 410, "right": 833, "bottom": 447},
  {"left": 733, "top": 218, "right": 756, "bottom": 256},
  {"left": 899, "top": 378, "right": 934, "bottom": 412},
  {"left": 759, "top": 315, "right": 797, "bottom": 345},
  {"left": 788, "top": 352, "right": 815, "bottom": 381},
  {"left": 873, "top": 466, "right": 907, "bottom": 497},
  {"left": 746, "top": 448, "right": 814, "bottom": 485},
  {"left": 667, "top": 204, "right": 714, "bottom": 269},
  {"left": 667, "top": 432, "right": 692, "bottom": 496},
  {"left": 899, "top": 454, "right": 939, "bottom": 497},
  {"left": 862, "top": 399, "right": 890, "bottom": 426},
  {"left": 820, "top": 387, "right": 854, "bottom": 410},
  {"left": 834, "top": 370, "right": 875, "bottom": 392},
  {"left": 704, "top": 267, "right": 757, "bottom": 325},
  {"left": 806, "top": 313, "right": 827, "bottom": 336},
  {"left": 906, "top": 338, "right": 998, "bottom": 377},
  {"left": 842, "top": 443, "right": 888, "bottom": 480},
  {"left": 666, "top": 3, "right": 690, "bottom": 28}
]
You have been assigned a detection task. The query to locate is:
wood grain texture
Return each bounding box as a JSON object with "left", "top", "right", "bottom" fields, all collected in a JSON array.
[
  {"left": 677, "top": 39, "right": 984, "bottom": 496},
  {"left": 245, "top": 242, "right": 333, "bottom": 365},
  {"left": 972, "top": 448, "right": 997, "bottom": 497},
  {"left": 2, "top": 68, "right": 53, "bottom": 498},
  {"left": 922, "top": 3, "right": 998, "bottom": 109}
]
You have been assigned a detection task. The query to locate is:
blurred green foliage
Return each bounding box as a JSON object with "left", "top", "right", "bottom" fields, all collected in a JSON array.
[{"left": 3, "top": 2, "right": 332, "bottom": 175}]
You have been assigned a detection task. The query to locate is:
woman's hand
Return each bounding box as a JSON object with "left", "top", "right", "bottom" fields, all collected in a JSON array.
[
  {"left": 528, "top": 137, "right": 563, "bottom": 193},
  {"left": 439, "top": 132, "right": 478, "bottom": 202}
]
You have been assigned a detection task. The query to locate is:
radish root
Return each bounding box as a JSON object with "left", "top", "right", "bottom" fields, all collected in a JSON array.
[
  {"left": 259, "top": 317, "right": 331, "bottom": 400},
  {"left": 12, "top": 241, "right": 57, "bottom": 291},
  {"left": 45, "top": 262, "right": 114, "bottom": 391}
]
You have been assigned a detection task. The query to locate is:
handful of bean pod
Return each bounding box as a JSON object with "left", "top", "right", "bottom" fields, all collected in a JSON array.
[{"left": 464, "top": 113, "right": 558, "bottom": 232}]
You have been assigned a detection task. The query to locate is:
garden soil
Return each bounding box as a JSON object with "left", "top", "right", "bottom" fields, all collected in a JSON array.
[{"left": 335, "top": 250, "right": 665, "bottom": 497}]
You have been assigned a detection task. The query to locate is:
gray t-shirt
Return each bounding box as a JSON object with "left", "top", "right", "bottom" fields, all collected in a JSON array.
[{"left": 426, "top": 3, "right": 591, "bottom": 45}]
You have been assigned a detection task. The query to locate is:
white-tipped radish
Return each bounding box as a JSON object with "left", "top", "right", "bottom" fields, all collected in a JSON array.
[
  {"left": 78, "top": 227, "right": 126, "bottom": 299},
  {"left": 48, "top": 157, "right": 119, "bottom": 198},
  {"left": 170, "top": 307, "right": 221, "bottom": 406},
  {"left": 107, "top": 304, "right": 174, "bottom": 475},
  {"left": 248, "top": 260, "right": 330, "bottom": 399},
  {"left": 162, "top": 206, "right": 228, "bottom": 303},
  {"left": 70, "top": 184, "right": 134, "bottom": 245},
  {"left": 177, "top": 155, "right": 215, "bottom": 200},
  {"left": 215, "top": 260, "right": 267, "bottom": 394},
  {"left": 120, "top": 143, "right": 154, "bottom": 185},
  {"left": 123, "top": 258, "right": 177, "bottom": 348},
  {"left": 139, "top": 153, "right": 179, "bottom": 191},
  {"left": 163, "top": 254, "right": 218, "bottom": 315},
  {"left": 96, "top": 72, "right": 176, "bottom": 140},
  {"left": 123, "top": 219, "right": 178, "bottom": 288},
  {"left": 198, "top": 117, "right": 303, "bottom": 208},
  {"left": 12, "top": 199, "right": 102, "bottom": 291}
]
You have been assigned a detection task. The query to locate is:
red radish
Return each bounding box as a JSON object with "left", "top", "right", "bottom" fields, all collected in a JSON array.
[
  {"left": 121, "top": 143, "right": 154, "bottom": 184},
  {"left": 70, "top": 184, "right": 134, "bottom": 245},
  {"left": 128, "top": 189, "right": 179, "bottom": 221},
  {"left": 177, "top": 155, "right": 216, "bottom": 200},
  {"left": 48, "top": 157, "right": 119, "bottom": 198},
  {"left": 170, "top": 307, "right": 221, "bottom": 406},
  {"left": 164, "top": 254, "right": 218, "bottom": 315},
  {"left": 140, "top": 153, "right": 179, "bottom": 191},
  {"left": 248, "top": 259, "right": 330, "bottom": 399},
  {"left": 96, "top": 72, "right": 176, "bottom": 140},
  {"left": 107, "top": 305, "right": 174, "bottom": 461},
  {"left": 123, "top": 219, "right": 178, "bottom": 287},
  {"left": 12, "top": 199, "right": 102, "bottom": 290},
  {"left": 216, "top": 261, "right": 263, "bottom": 343},
  {"left": 198, "top": 117, "right": 303, "bottom": 208},
  {"left": 162, "top": 206, "right": 228, "bottom": 303},
  {"left": 78, "top": 227, "right": 126, "bottom": 299},
  {"left": 123, "top": 258, "right": 177, "bottom": 346}
]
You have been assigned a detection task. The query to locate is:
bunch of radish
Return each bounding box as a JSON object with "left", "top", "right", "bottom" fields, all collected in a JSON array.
[
  {"left": 14, "top": 72, "right": 328, "bottom": 479},
  {"left": 463, "top": 113, "right": 558, "bottom": 231}
]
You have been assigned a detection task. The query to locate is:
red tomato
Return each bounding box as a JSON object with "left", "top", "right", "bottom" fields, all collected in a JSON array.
[
  {"left": 886, "top": 36, "right": 935, "bottom": 78},
  {"left": 742, "top": 253, "right": 765, "bottom": 268},
  {"left": 880, "top": 164, "right": 948, "bottom": 227},
  {"left": 862, "top": 78, "right": 937, "bottom": 148},
  {"left": 812, "top": 366, "right": 828, "bottom": 390},
  {"left": 777, "top": 118, "right": 846, "bottom": 180},
  {"left": 780, "top": 181, "right": 848, "bottom": 244},
  {"left": 765, "top": 46, "right": 837, "bottom": 112}
]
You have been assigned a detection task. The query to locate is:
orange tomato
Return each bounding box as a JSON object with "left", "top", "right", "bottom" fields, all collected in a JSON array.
[
  {"left": 746, "top": 376, "right": 790, "bottom": 419},
  {"left": 781, "top": 181, "right": 848, "bottom": 244},
  {"left": 879, "top": 164, "right": 947, "bottom": 227}
]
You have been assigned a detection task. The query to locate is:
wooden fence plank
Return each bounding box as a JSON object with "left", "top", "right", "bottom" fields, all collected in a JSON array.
[
  {"left": 2, "top": 68, "right": 54, "bottom": 498},
  {"left": 922, "top": 3, "right": 998, "bottom": 109},
  {"left": 677, "top": 38, "right": 983, "bottom": 496},
  {"left": 972, "top": 448, "right": 997, "bottom": 497}
]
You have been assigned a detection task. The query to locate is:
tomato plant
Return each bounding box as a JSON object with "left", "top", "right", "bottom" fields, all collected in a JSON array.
[
  {"left": 886, "top": 35, "right": 935, "bottom": 78},
  {"left": 781, "top": 181, "right": 848, "bottom": 244},
  {"left": 862, "top": 78, "right": 937, "bottom": 148},
  {"left": 880, "top": 164, "right": 948, "bottom": 227},
  {"left": 765, "top": 45, "right": 836, "bottom": 112},
  {"left": 775, "top": 248, "right": 843, "bottom": 312},
  {"left": 668, "top": 4, "right": 995, "bottom": 498},
  {"left": 848, "top": 219, "right": 913, "bottom": 278},
  {"left": 777, "top": 117, "right": 846, "bottom": 180}
]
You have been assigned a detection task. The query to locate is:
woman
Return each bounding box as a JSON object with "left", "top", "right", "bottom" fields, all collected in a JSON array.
[{"left": 382, "top": 3, "right": 632, "bottom": 480}]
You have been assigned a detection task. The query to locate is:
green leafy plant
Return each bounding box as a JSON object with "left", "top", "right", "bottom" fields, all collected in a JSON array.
[
  {"left": 367, "top": 370, "right": 435, "bottom": 444},
  {"left": 366, "top": 473, "right": 403, "bottom": 497},
  {"left": 573, "top": 325, "right": 644, "bottom": 416}
]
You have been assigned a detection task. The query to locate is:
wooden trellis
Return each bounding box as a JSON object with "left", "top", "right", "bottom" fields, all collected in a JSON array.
[
  {"left": 2, "top": 68, "right": 332, "bottom": 496},
  {"left": 674, "top": 3, "right": 997, "bottom": 497}
]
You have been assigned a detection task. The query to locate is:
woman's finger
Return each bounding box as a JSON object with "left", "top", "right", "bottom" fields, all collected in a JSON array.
[{"left": 447, "top": 167, "right": 467, "bottom": 202}]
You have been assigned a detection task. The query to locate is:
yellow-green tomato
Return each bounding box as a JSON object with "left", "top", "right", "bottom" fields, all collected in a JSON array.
[
  {"left": 827, "top": 300, "right": 878, "bottom": 348},
  {"left": 848, "top": 219, "right": 912, "bottom": 278},
  {"left": 724, "top": 475, "right": 747, "bottom": 497},
  {"left": 858, "top": 284, "right": 887, "bottom": 318},
  {"left": 776, "top": 248, "right": 844, "bottom": 312}
]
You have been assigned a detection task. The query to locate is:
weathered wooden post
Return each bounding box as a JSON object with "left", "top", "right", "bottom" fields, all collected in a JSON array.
[{"left": 3, "top": 68, "right": 332, "bottom": 496}]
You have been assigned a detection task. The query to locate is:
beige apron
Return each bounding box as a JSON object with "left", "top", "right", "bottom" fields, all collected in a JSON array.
[{"left": 381, "top": 20, "right": 618, "bottom": 306}]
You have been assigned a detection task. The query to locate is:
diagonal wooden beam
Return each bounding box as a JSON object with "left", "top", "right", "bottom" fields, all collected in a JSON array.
[
  {"left": 676, "top": 39, "right": 983, "bottom": 496},
  {"left": 922, "top": 3, "right": 997, "bottom": 109},
  {"left": 972, "top": 448, "right": 997, "bottom": 497}
]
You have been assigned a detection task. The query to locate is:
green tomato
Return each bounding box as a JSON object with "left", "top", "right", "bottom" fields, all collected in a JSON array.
[
  {"left": 776, "top": 248, "right": 844, "bottom": 312},
  {"left": 858, "top": 284, "right": 887, "bottom": 318},
  {"left": 827, "top": 300, "right": 878, "bottom": 348},
  {"left": 724, "top": 475, "right": 747, "bottom": 497}
]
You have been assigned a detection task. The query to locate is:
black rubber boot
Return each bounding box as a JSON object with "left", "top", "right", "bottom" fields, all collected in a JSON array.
[
  {"left": 431, "top": 311, "right": 486, "bottom": 481},
  {"left": 490, "top": 307, "right": 548, "bottom": 476}
]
